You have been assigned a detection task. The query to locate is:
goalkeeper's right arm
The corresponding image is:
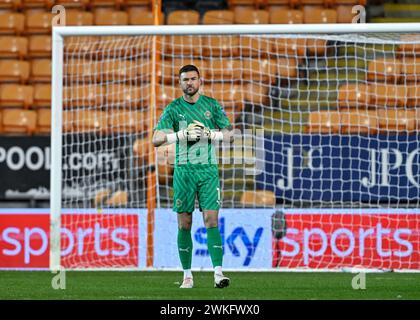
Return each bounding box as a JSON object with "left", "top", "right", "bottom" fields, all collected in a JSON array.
[{"left": 152, "top": 123, "right": 202, "bottom": 147}]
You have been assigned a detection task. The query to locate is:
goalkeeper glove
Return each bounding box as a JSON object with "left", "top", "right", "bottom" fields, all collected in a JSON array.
[
  {"left": 193, "top": 120, "right": 224, "bottom": 141},
  {"left": 176, "top": 122, "right": 203, "bottom": 142}
]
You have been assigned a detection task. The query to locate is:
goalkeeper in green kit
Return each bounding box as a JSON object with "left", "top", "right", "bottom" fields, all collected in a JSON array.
[{"left": 152, "top": 65, "right": 235, "bottom": 289}]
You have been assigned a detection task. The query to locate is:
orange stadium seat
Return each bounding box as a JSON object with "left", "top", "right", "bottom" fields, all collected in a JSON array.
[
  {"left": 205, "top": 83, "right": 243, "bottom": 108},
  {"left": 406, "top": 85, "right": 420, "bottom": 108},
  {"left": 28, "top": 35, "right": 51, "bottom": 58},
  {"left": 0, "top": 111, "right": 3, "bottom": 133},
  {"left": 101, "top": 59, "right": 136, "bottom": 81},
  {"left": 239, "top": 36, "right": 271, "bottom": 58},
  {"left": 0, "top": 36, "right": 28, "bottom": 59},
  {"left": 105, "top": 190, "right": 128, "bottom": 207},
  {"left": 62, "top": 110, "right": 74, "bottom": 133},
  {"left": 271, "top": 38, "right": 307, "bottom": 57},
  {"left": 33, "top": 83, "right": 51, "bottom": 108},
  {"left": 367, "top": 58, "right": 401, "bottom": 83},
  {"left": 133, "top": 137, "right": 150, "bottom": 164},
  {"left": 2, "top": 108, "right": 37, "bottom": 135},
  {"left": 70, "top": 110, "right": 108, "bottom": 134},
  {"left": 306, "top": 111, "right": 341, "bottom": 134},
  {"left": 377, "top": 109, "right": 417, "bottom": 133},
  {"left": 244, "top": 82, "right": 269, "bottom": 105},
  {"left": 0, "top": 12, "right": 24, "bottom": 35},
  {"left": 240, "top": 190, "right": 276, "bottom": 207},
  {"left": 400, "top": 57, "right": 420, "bottom": 83},
  {"left": 161, "top": 35, "right": 201, "bottom": 56},
  {"left": 234, "top": 9, "right": 269, "bottom": 24},
  {"left": 243, "top": 58, "right": 296, "bottom": 82},
  {"left": 167, "top": 10, "right": 200, "bottom": 25},
  {"left": 108, "top": 110, "right": 147, "bottom": 134},
  {"left": 269, "top": 8, "right": 303, "bottom": 24},
  {"left": 63, "top": 84, "right": 103, "bottom": 108},
  {"left": 397, "top": 34, "right": 420, "bottom": 57},
  {"left": 263, "top": 0, "right": 290, "bottom": 6},
  {"left": 202, "top": 10, "right": 234, "bottom": 24},
  {"left": 340, "top": 110, "right": 378, "bottom": 134},
  {"left": 300, "top": 0, "right": 324, "bottom": 5},
  {"left": 105, "top": 84, "right": 149, "bottom": 108},
  {"left": 0, "top": 60, "right": 30, "bottom": 83},
  {"left": 94, "top": 10, "right": 128, "bottom": 25},
  {"left": 21, "top": 0, "right": 53, "bottom": 8},
  {"left": 124, "top": 0, "right": 152, "bottom": 6},
  {"left": 90, "top": 0, "right": 123, "bottom": 9},
  {"left": 369, "top": 84, "right": 408, "bottom": 108},
  {"left": 36, "top": 108, "right": 50, "bottom": 134},
  {"left": 157, "top": 85, "right": 178, "bottom": 108},
  {"left": 0, "top": 84, "right": 33, "bottom": 108},
  {"left": 64, "top": 36, "right": 98, "bottom": 57},
  {"left": 128, "top": 7, "right": 163, "bottom": 25},
  {"left": 303, "top": 7, "right": 337, "bottom": 24},
  {"left": 64, "top": 59, "right": 100, "bottom": 83},
  {"left": 30, "top": 59, "right": 51, "bottom": 83},
  {"left": 0, "top": 0, "right": 21, "bottom": 9},
  {"left": 205, "top": 59, "right": 242, "bottom": 82},
  {"left": 201, "top": 36, "right": 240, "bottom": 57},
  {"left": 25, "top": 11, "right": 53, "bottom": 34},
  {"left": 336, "top": 5, "right": 355, "bottom": 23},
  {"left": 55, "top": 0, "right": 90, "bottom": 9},
  {"left": 65, "top": 10, "right": 94, "bottom": 26},
  {"left": 338, "top": 83, "right": 370, "bottom": 109}
]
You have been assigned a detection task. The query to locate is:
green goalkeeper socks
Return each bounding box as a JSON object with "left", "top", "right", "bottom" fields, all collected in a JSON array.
[
  {"left": 206, "top": 227, "right": 223, "bottom": 268},
  {"left": 177, "top": 228, "right": 193, "bottom": 270}
]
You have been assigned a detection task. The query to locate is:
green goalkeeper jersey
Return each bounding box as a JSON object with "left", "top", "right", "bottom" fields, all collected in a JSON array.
[{"left": 154, "top": 94, "right": 231, "bottom": 170}]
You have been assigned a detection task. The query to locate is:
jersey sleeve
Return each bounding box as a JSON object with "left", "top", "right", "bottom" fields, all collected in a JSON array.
[
  {"left": 213, "top": 100, "right": 231, "bottom": 130},
  {"left": 154, "top": 106, "right": 174, "bottom": 131}
]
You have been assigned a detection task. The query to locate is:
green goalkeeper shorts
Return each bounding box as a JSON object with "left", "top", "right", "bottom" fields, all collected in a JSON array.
[{"left": 172, "top": 165, "right": 221, "bottom": 213}]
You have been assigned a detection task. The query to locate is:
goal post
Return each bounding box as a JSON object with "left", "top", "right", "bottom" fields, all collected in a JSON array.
[{"left": 50, "top": 23, "right": 420, "bottom": 271}]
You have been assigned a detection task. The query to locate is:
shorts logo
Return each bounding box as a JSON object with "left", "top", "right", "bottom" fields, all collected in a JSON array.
[
  {"left": 176, "top": 199, "right": 183, "bottom": 207},
  {"left": 204, "top": 111, "right": 211, "bottom": 119}
]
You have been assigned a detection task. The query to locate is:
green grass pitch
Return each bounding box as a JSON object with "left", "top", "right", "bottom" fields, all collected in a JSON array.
[{"left": 0, "top": 271, "right": 419, "bottom": 300}]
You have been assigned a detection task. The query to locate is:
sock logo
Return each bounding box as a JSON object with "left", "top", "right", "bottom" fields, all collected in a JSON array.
[
  {"left": 212, "top": 245, "right": 223, "bottom": 249},
  {"left": 179, "top": 247, "right": 190, "bottom": 253}
]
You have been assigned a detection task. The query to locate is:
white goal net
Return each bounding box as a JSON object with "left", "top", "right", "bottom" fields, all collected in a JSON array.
[{"left": 51, "top": 26, "right": 420, "bottom": 271}]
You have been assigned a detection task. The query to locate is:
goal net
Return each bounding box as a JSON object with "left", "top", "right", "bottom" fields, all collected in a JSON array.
[{"left": 51, "top": 25, "right": 420, "bottom": 271}]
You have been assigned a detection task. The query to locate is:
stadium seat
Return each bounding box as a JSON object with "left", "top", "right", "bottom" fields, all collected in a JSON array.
[
  {"left": 400, "top": 57, "right": 420, "bottom": 83},
  {"left": 337, "top": 84, "right": 370, "bottom": 109},
  {"left": 201, "top": 36, "right": 240, "bottom": 57},
  {"left": 234, "top": 9, "right": 269, "bottom": 24},
  {"left": 93, "top": 188, "right": 111, "bottom": 207},
  {"left": 300, "top": 0, "right": 324, "bottom": 5},
  {"left": 21, "top": 0, "right": 53, "bottom": 8},
  {"left": 108, "top": 110, "right": 147, "bottom": 134},
  {"left": 397, "top": 34, "right": 420, "bottom": 57},
  {"left": 240, "top": 190, "right": 276, "bottom": 207},
  {"left": 105, "top": 190, "right": 128, "bottom": 207},
  {"left": 369, "top": 84, "right": 408, "bottom": 108},
  {"left": 367, "top": 58, "right": 401, "bottom": 83},
  {"left": 70, "top": 110, "right": 108, "bottom": 134},
  {"left": 64, "top": 59, "right": 101, "bottom": 83},
  {"left": 336, "top": 5, "right": 355, "bottom": 23},
  {"left": 205, "top": 83, "right": 243, "bottom": 108},
  {"left": 161, "top": 35, "right": 201, "bottom": 56},
  {"left": 243, "top": 58, "right": 296, "bottom": 83},
  {"left": 33, "top": 83, "right": 51, "bottom": 108},
  {"left": 55, "top": 0, "right": 89, "bottom": 9},
  {"left": 157, "top": 84, "right": 179, "bottom": 108},
  {"left": 63, "top": 84, "right": 103, "bottom": 108},
  {"left": 339, "top": 110, "right": 378, "bottom": 134},
  {"left": 104, "top": 84, "right": 149, "bottom": 108},
  {"left": 36, "top": 108, "right": 50, "bottom": 134},
  {"left": 202, "top": 10, "right": 234, "bottom": 24},
  {"left": 94, "top": 10, "right": 128, "bottom": 25},
  {"left": 0, "top": 60, "right": 30, "bottom": 83},
  {"left": 306, "top": 111, "right": 341, "bottom": 134},
  {"left": 303, "top": 7, "right": 337, "bottom": 24},
  {"left": 124, "top": 0, "right": 152, "bottom": 6},
  {"left": 205, "top": 59, "right": 242, "bottom": 82},
  {"left": 0, "top": 12, "right": 24, "bottom": 35},
  {"left": 271, "top": 38, "right": 307, "bottom": 57},
  {"left": 90, "top": 0, "right": 123, "bottom": 9},
  {"left": 0, "top": 0, "right": 21, "bottom": 10},
  {"left": 244, "top": 82, "right": 269, "bottom": 105},
  {"left": 269, "top": 8, "right": 303, "bottom": 24},
  {"left": 65, "top": 10, "right": 94, "bottom": 26},
  {"left": 2, "top": 108, "right": 37, "bottom": 135},
  {"left": 239, "top": 37, "right": 271, "bottom": 58},
  {"left": 128, "top": 7, "right": 163, "bottom": 25},
  {"left": 167, "top": 10, "right": 200, "bottom": 25},
  {"left": 407, "top": 85, "right": 420, "bottom": 108},
  {"left": 0, "top": 36, "right": 28, "bottom": 59},
  {"left": 133, "top": 137, "right": 150, "bottom": 164},
  {"left": 0, "top": 84, "right": 33, "bottom": 108},
  {"left": 101, "top": 59, "right": 136, "bottom": 81},
  {"left": 30, "top": 59, "right": 51, "bottom": 83},
  {"left": 156, "top": 144, "right": 175, "bottom": 184},
  {"left": 62, "top": 110, "right": 74, "bottom": 133},
  {"left": 25, "top": 11, "right": 53, "bottom": 34},
  {"left": 64, "top": 36, "right": 98, "bottom": 57},
  {"left": 28, "top": 35, "right": 51, "bottom": 58},
  {"left": 377, "top": 109, "right": 417, "bottom": 133},
  {"left": 263, "top": 0, "right": 290, "bottom": 6}
]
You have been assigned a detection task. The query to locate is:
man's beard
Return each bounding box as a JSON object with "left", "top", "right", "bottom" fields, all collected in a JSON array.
[{"left": 183, "top": 86, "right": 199, "bottom": 96}]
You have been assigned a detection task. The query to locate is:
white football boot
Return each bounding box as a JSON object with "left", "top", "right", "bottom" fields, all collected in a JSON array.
[
  {"left": 214, "top": 273, "right": 230, "bottom": 288},
  {"left": 180, "top": 277, "right": 194, "bottom": 289}
]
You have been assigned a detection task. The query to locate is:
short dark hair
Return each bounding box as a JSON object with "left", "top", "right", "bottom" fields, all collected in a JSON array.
[{"left": 179, "top": 64, "right": 200, "bottom": 77}]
